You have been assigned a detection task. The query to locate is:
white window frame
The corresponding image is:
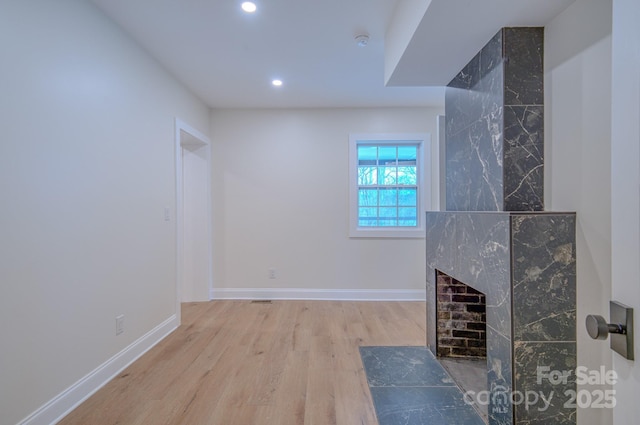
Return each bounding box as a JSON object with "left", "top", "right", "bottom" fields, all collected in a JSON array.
[{"left": 349, "top": 133, "right": 431, "bottom": 238}]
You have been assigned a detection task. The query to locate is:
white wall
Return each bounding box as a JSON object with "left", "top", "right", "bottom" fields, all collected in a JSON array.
[
  {"left": 545, "top": 0, "right": 613, "bottom": 424},
  {"left": 0, "top": 1, "right": 210, "bottom": 424},
  {"left": 210, "top": 107, "right": 443, "bottom": 299},
  {"left": 611, "top": 0, "right": 640, "bottom": 423}
]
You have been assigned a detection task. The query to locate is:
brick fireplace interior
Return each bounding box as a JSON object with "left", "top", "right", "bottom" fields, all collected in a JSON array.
[
  {"left": 436, "top": 270, "right": 489, "bottom": 421},
  {"left": 436, "top": 270, "right": 486, "bottom": 358}
]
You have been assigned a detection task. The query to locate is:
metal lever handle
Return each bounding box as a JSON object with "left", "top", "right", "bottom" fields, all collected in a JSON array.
[
  {"left": 586, "top": 302, "right": 634, "bottom": 360},
  {"left": 586, "top": 314, "right": 626, "bottom": 340}
]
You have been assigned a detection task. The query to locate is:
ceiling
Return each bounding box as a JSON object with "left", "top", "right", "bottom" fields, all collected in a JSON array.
[{"left": 89, "top": 0, "right": 575, "bottom": 109}]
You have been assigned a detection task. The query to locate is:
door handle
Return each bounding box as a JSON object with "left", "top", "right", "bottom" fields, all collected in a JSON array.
[
  {"left": 586, "top": 301, "right": 634, "bottom": 360},
  {"left": 586, "top": 314, "right": 626, "bottom": 339}
]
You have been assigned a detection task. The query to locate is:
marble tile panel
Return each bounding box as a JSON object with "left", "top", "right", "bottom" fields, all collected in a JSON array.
[
  {"left": 512, "top": 214, "right": 576, "bottom": 342},
  {"left": 426, "top": 212, "right": 459, "bottom": 280},
  {"left": 503, "top": 106, "right": 544, "bottom": 212},
  {"left": 503, "top": 27, "right": 544, "bottom": 106},
  {"left": 359, "top": 346, "right": 454, "bottom": 387},
  {"left": 446, "top": 52, "right": 482, "bottom": 138},
  {"left": 479, "top": 29, "right": 503, "bottom": 85},
  {"left": 454, "top": 212, "right": 509, "bottom": 291},
  {"left": 440, "top": 357, "right": 488, "bottom": 396},
  {"left": 467, "top": 119, "right": 503, "bottom": 212},
  {"left": 426, "top": 212, "right": 459, "bottom": 352},
  {"left": 445, "top": 124, "right": 473, "bottom": 211},
  {"left": 487, "top": 325, "right": 513, "bottom": 425},
  {"left": 361, "top": 346, "right": 486, "bottom": 424},
  {"left": 478, "top": 29, "right": 504, "bottom": 121},
  {"left": 455, "top": 213, "right": 510, "bottom": 339},
  {"left": 513, "top": 342, "right": 577, "bottom": 425},
  {"left": 370, "top": 386, "right": 486, "bottom": 425}
]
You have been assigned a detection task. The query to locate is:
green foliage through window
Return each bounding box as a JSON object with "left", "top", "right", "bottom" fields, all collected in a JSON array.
[{"left": 356, "top": 144, "right": 418, "bottom": 227}]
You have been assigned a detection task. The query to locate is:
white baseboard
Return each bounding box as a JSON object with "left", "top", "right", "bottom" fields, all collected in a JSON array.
[
  {"left": 19, "top": 314, "right": 179, "bottom": 425},
  {"left": 210, "top": 287, "right": 426, "bottom": 301}
]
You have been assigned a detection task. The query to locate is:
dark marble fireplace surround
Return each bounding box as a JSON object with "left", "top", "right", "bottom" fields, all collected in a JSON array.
[{"left": 426, "top": 28, "right": 577, "bottom": 424}]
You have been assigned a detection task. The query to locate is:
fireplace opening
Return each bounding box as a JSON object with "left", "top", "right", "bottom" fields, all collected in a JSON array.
[
  {"left": 435, "top": 270, "right": 488, "bottom": 421},
  {"left": 436, "top": 270, "right": 487, "bottom": 357}
]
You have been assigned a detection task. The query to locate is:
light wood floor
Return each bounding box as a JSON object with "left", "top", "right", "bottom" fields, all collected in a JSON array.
[{"left": 59, "top": 300, "right": 426, "bottom": 425}]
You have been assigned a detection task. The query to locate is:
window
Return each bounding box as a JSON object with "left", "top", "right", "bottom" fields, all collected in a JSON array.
[{"left": 349, "top": 133, "right": 431, "bottom": 238}]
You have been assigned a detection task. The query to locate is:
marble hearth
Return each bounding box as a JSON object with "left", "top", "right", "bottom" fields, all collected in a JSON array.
[{"left": 426, "top": 211, "right": 576, "bottom": 424}]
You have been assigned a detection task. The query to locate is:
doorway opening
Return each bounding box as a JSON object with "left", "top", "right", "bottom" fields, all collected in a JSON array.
[{"left": 175, "top": 118, "right": 212, "bottom": 317}]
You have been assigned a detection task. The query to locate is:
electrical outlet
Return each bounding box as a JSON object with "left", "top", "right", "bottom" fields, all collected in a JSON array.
[
  {"left": 268, "top": 268, "right": 276, "bottom": 279},
  {"left": 116, "top": 315, "right": 125, "bottom": 335}
]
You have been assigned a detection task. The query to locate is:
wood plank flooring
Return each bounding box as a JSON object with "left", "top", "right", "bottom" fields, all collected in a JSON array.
[{"left": 59, "top": 300, "right": 426, "bottom": 425}]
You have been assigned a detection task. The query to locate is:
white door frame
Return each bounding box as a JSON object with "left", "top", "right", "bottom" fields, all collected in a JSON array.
[
  {"left": 174, "top": 118, "right": 213, "bottom": 324},
  {"left": 611, "top": 0, "right": 640, "bottom": 422}
]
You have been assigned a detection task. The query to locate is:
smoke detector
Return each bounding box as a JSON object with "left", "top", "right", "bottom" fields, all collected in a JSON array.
[{"left": 355, "top": 34, "right": 369, "bottom": 47}]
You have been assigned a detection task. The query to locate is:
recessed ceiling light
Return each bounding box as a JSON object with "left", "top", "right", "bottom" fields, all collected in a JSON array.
[
  {"left": 272, "top": 79, "right": 283, "bottom": 87},
  {"left": 241, "top": 2, "right": 257, "bottom": 13}
]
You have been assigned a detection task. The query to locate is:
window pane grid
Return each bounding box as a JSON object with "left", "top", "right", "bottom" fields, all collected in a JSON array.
[{"left": 356, "top": 143, "right": 419, "bottom": 228}]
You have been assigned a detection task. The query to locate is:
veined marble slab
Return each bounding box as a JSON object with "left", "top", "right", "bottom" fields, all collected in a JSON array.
[{"left": 360, "top": 346, "right": 485, "bottom": 425}]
